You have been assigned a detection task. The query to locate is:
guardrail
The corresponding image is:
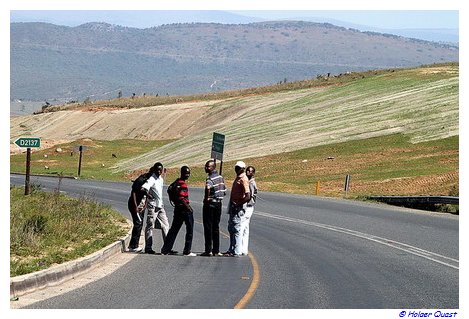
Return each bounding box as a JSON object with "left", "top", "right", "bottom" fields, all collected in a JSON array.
[{"left": 367, "top": 196, "right": 459, "bottom": 206}]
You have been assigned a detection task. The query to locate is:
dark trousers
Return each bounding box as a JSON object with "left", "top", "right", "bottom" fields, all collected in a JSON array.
[
  {"left": 161, "top": 206, "right": 194, "bottom": 255},
  {"left": 202, "top": 202, "right": 222, "bottom": 254},
  {"left": 128, "top": 198, "right": 144, "bottom": 249}
]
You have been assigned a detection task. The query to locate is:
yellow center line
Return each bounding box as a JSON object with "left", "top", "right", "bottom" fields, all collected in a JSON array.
[
  {"left": 234, "top": 251, "right": 260, "bottom": 309},
  {"left": 194, "top": 204, "right": 261, "bottom": 309}
]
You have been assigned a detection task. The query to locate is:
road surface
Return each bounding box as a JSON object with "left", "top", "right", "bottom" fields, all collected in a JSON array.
[{"left": 10, "top": 174, "right": 459, "bottom": 309}]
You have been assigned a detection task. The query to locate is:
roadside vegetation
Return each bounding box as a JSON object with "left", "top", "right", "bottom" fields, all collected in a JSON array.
[
  {"left": 10, "top": 186, "right": 128, "bottom": 276},
  {"left": 10, "top": 134, "right": 458, "bottom": 199}
]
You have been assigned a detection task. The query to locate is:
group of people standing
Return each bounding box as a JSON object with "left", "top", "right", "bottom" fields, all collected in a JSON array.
[{"left": 127, "top": 160, "right": 258, "bottom": 257}]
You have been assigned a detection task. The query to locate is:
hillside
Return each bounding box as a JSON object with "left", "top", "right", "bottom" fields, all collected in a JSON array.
[
  {"left": 10, "top": 64, "right": 459, "bottom": 175},
  {"left": 10, "top": 21, "right": 458, "bottom": 101}
]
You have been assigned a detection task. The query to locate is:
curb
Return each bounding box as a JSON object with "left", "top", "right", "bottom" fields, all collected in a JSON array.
[{"left": 10, "top": 220, "right": 133, "bottom": 299}]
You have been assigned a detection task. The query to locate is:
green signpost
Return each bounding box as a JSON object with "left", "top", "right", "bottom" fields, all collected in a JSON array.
[
  {"left": 14, "top": 137, "right": 41, "bottom": 148},
  {"left": 211, "top": 132, "right": 225, "bottom": 174},
  {"left": 14, "top": 137, "right": 41, "bottom": 195}
]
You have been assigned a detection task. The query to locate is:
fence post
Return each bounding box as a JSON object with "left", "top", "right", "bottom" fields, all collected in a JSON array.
[{"left": 344, "top": 174, "right": 351, "bottom": 197}]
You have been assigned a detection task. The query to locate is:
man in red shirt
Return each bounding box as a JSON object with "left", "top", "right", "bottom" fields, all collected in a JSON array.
[
  {"left": 161, "top": 166, "right": 196, "bottom": 256},
  {"left": 224, "top": 161, "right": 251, "bottom": 257}
]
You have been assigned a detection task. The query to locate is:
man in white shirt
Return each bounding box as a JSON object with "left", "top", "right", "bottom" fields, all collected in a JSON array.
[{"left": 141, "top": 162, "right": 170, "bottom": 254}]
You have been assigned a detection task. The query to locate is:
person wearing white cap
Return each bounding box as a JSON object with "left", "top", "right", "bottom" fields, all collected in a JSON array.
[
  {"left": 223, "top": 161, "right": 251, "bottom": 256},
  {"left": 240, "top": 166, "right": 257, "bottom": 256}
]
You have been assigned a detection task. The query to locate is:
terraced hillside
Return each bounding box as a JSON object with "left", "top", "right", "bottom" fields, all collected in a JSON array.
[
  {"left": 115, "top": 64, "right": 458, "bottom": 172},
  {"left": 10, "top": 64, "right": 458, "bottom": 175}
]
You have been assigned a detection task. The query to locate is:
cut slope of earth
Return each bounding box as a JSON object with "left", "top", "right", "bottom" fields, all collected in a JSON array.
[{"left": 10, "top": 64, "right": 458, "bottom": 173}]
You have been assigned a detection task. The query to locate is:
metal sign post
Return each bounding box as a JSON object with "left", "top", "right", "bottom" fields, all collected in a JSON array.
[
  {"left": 25, "top": 148, "right": 31, "bottom": 195},
  {"left": 14, "top": 137, "right": 41, "bottom": 195},
  {"left": 211, "top": 132, "right": 225, "bottom": 175},
  {"left": 344, "top": 174, "right": 351, "bottom": 197}
]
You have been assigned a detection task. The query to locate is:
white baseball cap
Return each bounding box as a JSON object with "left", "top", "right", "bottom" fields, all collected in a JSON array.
[{"left": 235, "top": 161, "right": 246, "bottom": 168}]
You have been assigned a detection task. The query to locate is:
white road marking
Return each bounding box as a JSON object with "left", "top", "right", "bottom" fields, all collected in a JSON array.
[{"left": 256, "top": 210, "right": 459, "bottom": 270}]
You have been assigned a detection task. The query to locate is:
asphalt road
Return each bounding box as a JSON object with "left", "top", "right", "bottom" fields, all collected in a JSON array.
[{"left": 10, "top": 174, "right": 459, "bottom": 309}]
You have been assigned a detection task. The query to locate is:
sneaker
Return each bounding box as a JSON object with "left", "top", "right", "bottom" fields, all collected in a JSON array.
[
  {"left": 128, "top": 247, "right": 143, "bottom": 253},
  {"left": 184, "top": 252, "right": 197, "bottom": 257},
  {"left": 145, "top": 249, "right": 157, "bottom": 254},
  {"left": 213, "top": 252, "right": 224, "bottom": 257},
  {"left": 223, "top": 251, "right": 234, "bottom": 257},
  {"left": 200, "top": 252, "right": 212, "bottom": 257}
]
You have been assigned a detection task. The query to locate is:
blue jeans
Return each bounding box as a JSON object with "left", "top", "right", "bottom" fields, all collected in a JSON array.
[{"left": 227, "top": 204, "right": 244, "bottom": 255}]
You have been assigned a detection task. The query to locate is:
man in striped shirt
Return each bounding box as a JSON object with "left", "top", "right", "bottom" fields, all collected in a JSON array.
[
  {"left": 200, "top": 160, "right": 227, "bottom": 257},
  {"left": 161, "top": 166, "right": 196, "bottom": 256}
]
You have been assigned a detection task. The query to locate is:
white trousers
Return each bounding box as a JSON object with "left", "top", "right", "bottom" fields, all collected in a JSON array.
[
  {"left": 145, "top": 206, "right": 169, "bottom": 250},
  {"left": 240, "top": 206, "right": 254, "bottom": 255}
]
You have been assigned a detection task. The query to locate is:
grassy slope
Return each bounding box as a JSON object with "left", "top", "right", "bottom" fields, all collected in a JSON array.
[
  {"left": 10, "top": 139, "right": 173, "bottom": 181},
  {"left": 10, "top": 64, "right": 459, "bottom": 197},
  {"left": 114, "top": 64, "right": 458, "bottom": 172}
]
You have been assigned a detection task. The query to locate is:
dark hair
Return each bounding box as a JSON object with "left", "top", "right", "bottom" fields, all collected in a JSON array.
[
  {"left": 246, "top": 166, "right": 256, "bottom": 173},
  {"left": 181, "top": 165, "right": 190, "bottom": 174},
  {"left": 205, "top": 159, "right": 215, "bottom": 167},
  {"left": 153, "top": 162, "right": 163, "bottom": 169}
]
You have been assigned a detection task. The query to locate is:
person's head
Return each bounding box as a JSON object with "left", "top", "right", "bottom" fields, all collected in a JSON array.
[
  {"left": 246, "top": 166, "right": 256, "bottom": 179},
  {"left": 180, "top": 165, "right": 191, "bottom": 180},
  {"left": 151, "top": 162, "right": 164, "bottom": 176},
  {"left": 234, "top": 161, "right": 246, "bottom": 175},
  {"left": 205, "top": 160, "right": 216, "bottom": 174}
]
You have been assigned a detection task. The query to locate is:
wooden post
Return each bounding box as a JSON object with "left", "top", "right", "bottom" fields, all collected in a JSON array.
[
  {"left": 78, "top": 145, "right": 83, "bottom": 177},
  {"left": 344, "top": 175, "right": 351, "bottom": 197},
  {"left": 315, "top": 180, "right": 320, "bottom": 195},
  {"left": 24, "top": 148, "right": 31, "bottom": 195}
]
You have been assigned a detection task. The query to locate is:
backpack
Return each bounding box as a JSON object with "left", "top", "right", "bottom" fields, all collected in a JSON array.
[{"left": 167, "top": 179, "right": 180, "bottom": 206}]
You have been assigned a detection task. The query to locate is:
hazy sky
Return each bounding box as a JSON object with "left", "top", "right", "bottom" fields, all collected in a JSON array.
[
  {"left": 9, "top": 10, "right": 459, "bottom": 32},
  {"left": 6, "top": 0, "right": 461, "bottom": 29},
  {"left": 232, "top": 10, "right": 458, "bottom": 29}
]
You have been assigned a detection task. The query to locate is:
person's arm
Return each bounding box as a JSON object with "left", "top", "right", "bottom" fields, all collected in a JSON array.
[
  {"left": 131, "top": 191, "right": 139, "bottom": 209},
  {"left": 240, "top": 177, "right": 251, "bottom": 205},
  {"left": 178, "top": 180, "right": 193, "bottom": 213},
  {"left": 203, "top": 179, "right": 211, "bottom": 204},
  {"left": 240, "top": 192, "right": 251, "bottom": 205}
]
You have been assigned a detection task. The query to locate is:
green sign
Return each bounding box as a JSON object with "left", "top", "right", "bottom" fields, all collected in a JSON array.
[
  {"left": 211, "top": 132, "right": 225, "bottom": 160},
  {"left": 14, "top": 137, "right": 41, "bottom": 148}
]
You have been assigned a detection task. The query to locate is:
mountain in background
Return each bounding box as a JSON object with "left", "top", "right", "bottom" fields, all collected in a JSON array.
[
  {"left": 10, "top": 21, "right": 459, "bottom": 102},
  {"left": 10, "top": 10, "right": 458, "bottom": 44},
  {"left": 10, "top": 10, "right": 261, "bottom": 29}
]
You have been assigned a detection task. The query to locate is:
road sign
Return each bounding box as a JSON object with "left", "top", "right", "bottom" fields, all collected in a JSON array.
[
  {"left": 211, "top": 132, "right": 225, "bottom": 161},
  {"left": 14, "top": 137, "right": 41, "bottom": 148},
  {"left": 13, "top": 137, "right": 41, "bottom": 195},
  {"left": 74, "top": 145, "right": 88, "bottom": 152}
]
